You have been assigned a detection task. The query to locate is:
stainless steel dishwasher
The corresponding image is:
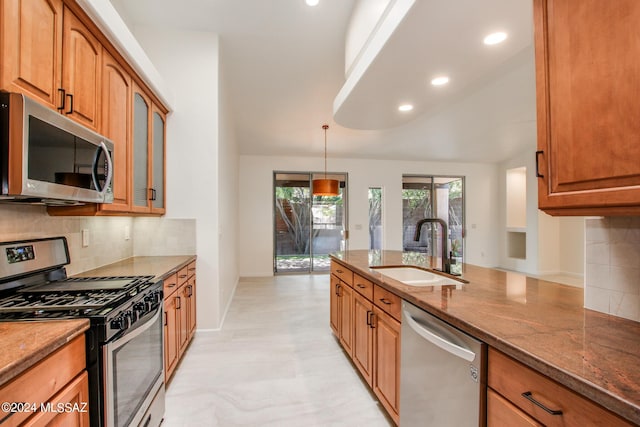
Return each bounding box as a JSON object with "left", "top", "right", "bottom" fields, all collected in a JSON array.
[{"left": 400, "top": 300, "right": 486, "bottom": 426}]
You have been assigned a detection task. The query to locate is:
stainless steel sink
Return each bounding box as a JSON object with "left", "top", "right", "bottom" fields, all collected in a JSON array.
[{"left": 371, "top": 266, "right": 464, "bottom": 287}]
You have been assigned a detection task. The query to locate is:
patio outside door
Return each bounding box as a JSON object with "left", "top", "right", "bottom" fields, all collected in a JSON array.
[{"left": 274, "top": 172, "right": 348, "bottom": 273}]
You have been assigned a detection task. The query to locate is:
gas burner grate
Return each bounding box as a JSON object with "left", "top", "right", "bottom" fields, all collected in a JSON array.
[{"left": 0, "top": 288, "right": 127, "bottom": 312}]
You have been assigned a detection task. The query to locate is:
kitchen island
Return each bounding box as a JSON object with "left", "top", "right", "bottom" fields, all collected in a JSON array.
[{"left": 331, "top": 250, "right": 640, "bottom": 425}]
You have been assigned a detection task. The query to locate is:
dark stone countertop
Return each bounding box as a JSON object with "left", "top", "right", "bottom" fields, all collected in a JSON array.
[{"left": 331, "top": 250, "right": 640, "bottom": 425}]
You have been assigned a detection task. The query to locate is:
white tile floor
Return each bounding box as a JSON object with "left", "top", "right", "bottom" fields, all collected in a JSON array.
[{"left": 162, "top": 274, "right": 392, "bottom": 427}]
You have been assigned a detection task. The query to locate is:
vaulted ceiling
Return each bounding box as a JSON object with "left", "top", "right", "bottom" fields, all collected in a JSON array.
[{"left": 110, "top": 0, "right": 536, "bottom": 163}]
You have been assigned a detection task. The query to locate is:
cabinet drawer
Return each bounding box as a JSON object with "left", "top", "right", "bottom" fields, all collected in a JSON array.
[
  {"left": 487, "top": 388, "right": 542, "bottom": 427},
  {"left": 373, "top": 285, "right": 401, "bottom": 321},
  {"left": 488, "top": 348, "right": 633, "bottom": 427},
  {"left": 353, "top": 274, "right": 373, "bottom": 300},
  {"left": 331, "top": 261, "right": 353, "bottom": 286},
  {"left": 0, "top": 335, "right": 86, "bottom": 427},
  {"left": 177, "top": 266, "right": 189, "bottom": 286},
  {"left": 163, "top": 273, "right": 178, "bottom": 297},
  {"left": 187, "top": 261, "right": 196, "bottom": 278}
]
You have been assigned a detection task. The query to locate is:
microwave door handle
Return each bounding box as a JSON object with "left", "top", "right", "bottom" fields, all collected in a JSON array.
[{"left": 91, "top": 142, "right": 113, "bottom": 195}]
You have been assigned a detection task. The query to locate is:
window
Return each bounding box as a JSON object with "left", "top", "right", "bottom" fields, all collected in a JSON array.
[{"left": 368, "top": 187, "right": 383, "bottom": 250}]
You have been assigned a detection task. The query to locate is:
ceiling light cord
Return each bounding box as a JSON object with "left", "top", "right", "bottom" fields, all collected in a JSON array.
[{"left": 323, "top": 124, "right": 329, "bottom": 179}]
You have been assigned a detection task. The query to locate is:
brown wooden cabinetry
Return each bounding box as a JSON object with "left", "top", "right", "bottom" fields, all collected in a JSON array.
[
  {"left": 0, "top": 0, "right": 101, "bottom": 131},
  {"left": 0, "top": 335, "right": 89, "bottom": 427},
  {"left": 372, "top": 297, "right": 400, "bottom": 424},
  {"left": 487, "top": 348, "right": 633, "bottom": 427},
  {"left": 329, "top": 272, "right": 353, "bottom": 356},
  {"left": 329, "top": 260, "right": 400, "bottom": 425},
  {"left": 534, "top": 0, "right": 640, "bottom": 215},
  {"left": 163, "top": 261, "right": 197, "bottom": 382},
  {"left": 1, "top": 0, "right": 169, "bottom": 217},
  {"left": 98, "top": 49, "right": 132, "bottom": 212},
  {"left": 131, "top": 85, "right": 166, "bottom": 215},
  {"left": 163, "top": 289, "right": 179, "bottom": 381},
  {"left": 0, "top": 0, "right": 63, "bottom": 110},
  {"left": 352, "top": 291, "right": 374, "bottom": 386},
  {"left": 61, "top": 5, "right": 101, "bottom": 131}
]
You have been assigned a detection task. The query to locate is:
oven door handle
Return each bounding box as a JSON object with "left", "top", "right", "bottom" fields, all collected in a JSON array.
[{"left": 106, "top": 305, "right": 161, "bottom": 351}]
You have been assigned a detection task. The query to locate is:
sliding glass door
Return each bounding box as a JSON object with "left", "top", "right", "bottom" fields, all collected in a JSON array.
[
  {"left": 274, "top": 172, "right": 348, "bottom": 273},
  {"left": 402, "top": 175, "right": 464, "bottom": 273}
]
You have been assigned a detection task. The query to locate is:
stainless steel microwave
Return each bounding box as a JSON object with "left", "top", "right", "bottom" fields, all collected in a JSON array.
[{"left": 0, "top": 92, "right": 113, "bottom": 205}]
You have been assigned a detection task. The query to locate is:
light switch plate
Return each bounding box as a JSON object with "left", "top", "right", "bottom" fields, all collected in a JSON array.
[{"left": 82, "top": 229, "right": 90, "bottom": 247}]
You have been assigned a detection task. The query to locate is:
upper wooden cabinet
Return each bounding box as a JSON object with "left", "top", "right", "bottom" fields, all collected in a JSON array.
[
  {"left": 2, "top": 0, "right": 168, "bottom": 217},
  {"left": 131, "top": 84, "right": 166, "bottom": 215},
  {"left": 0, "top": 0, "right": 63, "bottom": 109},
  {"left": 534, "top": 0, "right": 640, "bottom": 215},
  {"left": 0, "top": 0, "right": 101, "bottom": 131},
  {"left": 61, "top": 4, "right": 101, "bottom": 131}
]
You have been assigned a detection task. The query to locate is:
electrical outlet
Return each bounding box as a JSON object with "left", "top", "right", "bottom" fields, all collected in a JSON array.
[
  {"left": 82, "top": 229, "right": 90, "bottom": 247},
  {"left": 124, "top": 225, "right": 131, "bottom": 241}
]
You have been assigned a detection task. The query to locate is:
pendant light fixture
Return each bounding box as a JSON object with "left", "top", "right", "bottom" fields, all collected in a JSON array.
[{"left": 312, "top": 124, "right": 340, "bottom": 196}]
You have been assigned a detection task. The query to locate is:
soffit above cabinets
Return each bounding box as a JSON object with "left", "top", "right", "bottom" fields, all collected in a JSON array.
[{"left": 333, "top": 0, "right": 534, "bottom": 130}]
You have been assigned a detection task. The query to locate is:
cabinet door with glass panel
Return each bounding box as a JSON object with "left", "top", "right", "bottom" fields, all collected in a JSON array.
[{"left": 132, "top": 83, "right": 166, "bottom": 214}]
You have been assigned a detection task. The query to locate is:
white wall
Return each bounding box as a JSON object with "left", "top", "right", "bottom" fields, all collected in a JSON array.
[
  {"left": 559, "top": 217, "right": 585, "bottom": 276},
  {"left": 498, "top": 150, "right": 539, "bottom": 274},
  {"left": 498, "top": 150, "right": 584, "bottom": 278},
  {"left": 217, "top": 48, "right": 240, "bottom": 322},
  {"left": 132, "top": 26, "right": 238, "bottom": 330},
  {"left": 239, "top": 154, "right": 499, "bottom": 277}
]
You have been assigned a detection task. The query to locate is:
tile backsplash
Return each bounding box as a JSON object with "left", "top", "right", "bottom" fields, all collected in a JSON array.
[
  {"left": 585, "top": 217, "right": 640, "bottom": 322},
  {"left": 133, "top": 218, "right": 196, "bottom": 256},
  {"left": 0, "top": 205, "right": 133, "bottom": 275},
  {"left": 0, "top": 205, "right": 196, "bottom": 276}
]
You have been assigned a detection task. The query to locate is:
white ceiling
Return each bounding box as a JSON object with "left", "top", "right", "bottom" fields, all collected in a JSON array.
[{"left": 110, "top": 0, "right": 536, "bottom": 164}]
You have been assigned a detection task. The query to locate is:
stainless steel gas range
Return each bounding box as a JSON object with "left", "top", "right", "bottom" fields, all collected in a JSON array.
[{"left": 0, "top": 237, "right": 165, "bottom": 427}]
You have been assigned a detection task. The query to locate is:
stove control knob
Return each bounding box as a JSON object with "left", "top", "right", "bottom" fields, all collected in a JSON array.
[
  {"left": 133, "top": 302, "right": 146, "bottom": 315},
  {"left": 152, "top": 290, "right": 162, "bottom": 304},
  {"left": 110, "top": 317, "right": 125, "bottom": 331},
  {"left": 123, "top": 310, "right": 133, "bottom": 327},
  {"left": 143, "top": 294, "right": 154, "bottom": 311}
]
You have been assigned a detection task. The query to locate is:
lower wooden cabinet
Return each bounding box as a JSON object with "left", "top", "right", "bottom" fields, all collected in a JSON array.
[
  {"left": 22, "top": 372, "right": 90, "bottom": 427},
  {"left": 352, "top": 291, "right": 374, "bottom": 386},
  {"left": 163, "top": 293, "right": 179, "bottom": 380},
  {"left": 163, "top": 261, "right": 197, "bottom": 382},
  {"left": 0, "top": 334, "right": 89, "bottom": 427},
  {"left": 487, "top": 348, "right": 633, "bottom": 427},
  {"left": 487, "top": 388, "right": 542, "bottom": 427},
  {"left": 372, "top": 305, "right": 400, "bottom": 425},
  {"left": 330, "top": 260, "right": 400, "bottom": 425},
  {"left": 329, "top": 273, "right": 353, "bottom": 356}
]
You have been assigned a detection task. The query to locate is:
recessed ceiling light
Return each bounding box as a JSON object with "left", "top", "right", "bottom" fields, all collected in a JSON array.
[
  {"left": 484, "top": 32, "right": 508, "bottom": 45},
  {"left": 431, "top": 76, "right": 449, "bottom": 86},
  {"left": 305, "top": 0, "right": 319, "bottom": 6},
  {"left": 398, "top": 104, "right": 414, "bottom": 112}
]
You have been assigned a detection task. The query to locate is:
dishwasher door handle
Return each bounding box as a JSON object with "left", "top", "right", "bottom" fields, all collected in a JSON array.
[{"left": 404, "top": 310, "right": 476, "bottom": 362}]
